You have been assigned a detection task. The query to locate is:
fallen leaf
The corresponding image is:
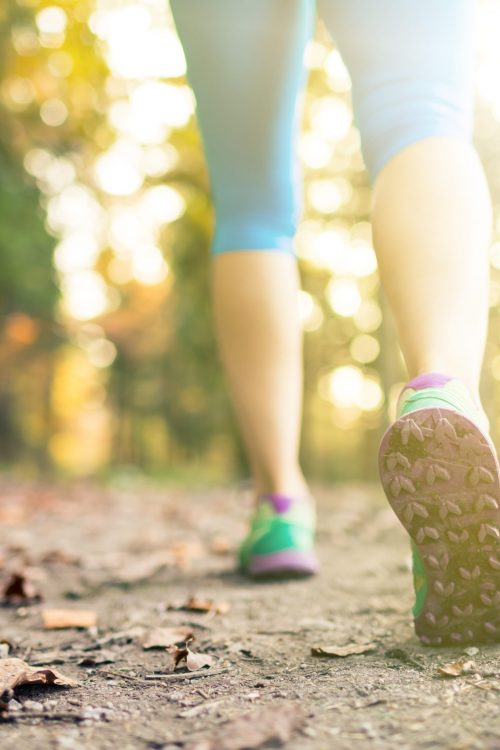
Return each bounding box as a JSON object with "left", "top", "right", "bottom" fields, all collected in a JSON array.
[
  {"left": 311, "top": 643, "right": 376, "bottom": 658},
  {"left": 169, "top": 541, "right": 204, "bottom": 569},
  {"left": 185, "top": 703, "right": 304, "bottom": 750},
  {"left": 167, "top": 638, "right": 214, "bottom": 672},
  {"left": 168, "top": 642, "right": 190, "bottom": 669},
  {"left": 438, "top": 659, "right": 476, "bottom": 678},
  {"left": 29, "top": 652, "right": 68, "bottom": 666},
  {"left": 0, "top": 657, "right": 78, "bottom": 701},
  {"left": 177, "top": 596, "right": 230, "bottom": 615},
  {"left": 77, "top": 650, "right": 116, "bottom": 667},
  {"left": 1, "top": 572, "right": 42, "bottom": 606},
  {"left": 186, "top": 650, "right": 215, "bottom": 671},
  {"left": 42, "top": 609, "right": 97, "bottom": 629},
  {"left": 94, "top": 626, "right": 146, "bottom": 647},
  {"left": 210, "top": 536, "right": 232, "bottom": 555},
  {"left": 107, "top": 551, "right": 173, "bottom": 585},
  {"left": 141, "top": 626, "right": 193, "bottom": 650}
]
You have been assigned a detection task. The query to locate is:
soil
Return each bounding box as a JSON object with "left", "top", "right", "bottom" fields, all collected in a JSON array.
[{"left": 0, "top": 477, "right": 499, "bottom": 750}]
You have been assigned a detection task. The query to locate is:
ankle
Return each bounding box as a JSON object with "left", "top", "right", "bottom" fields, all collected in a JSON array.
[{"left": 253, "top": 470, "right": 311, "bottom": 503}]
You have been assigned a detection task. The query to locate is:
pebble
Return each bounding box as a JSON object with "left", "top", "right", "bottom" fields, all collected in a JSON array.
[
  {"left": 23, "top": 700, "right": 44, "bottom": 712},
  {"left": 81, "top": 706, "right": 112, "bottom": 721},
  {"left": 244, "top": 691, "right": 260, "bottom": 701},
  {"left": 57, "top": 731, "right": 84, "bottom": 750}
]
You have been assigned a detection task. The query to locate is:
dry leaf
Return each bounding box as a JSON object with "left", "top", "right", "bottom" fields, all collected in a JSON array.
[
  {"left": 438, "top": 659, "right": 476, "bottom": 678},
  {"left": 210, "top": 536, "right": 232, "bottom": 555},
  {"left": 1, "top": 572, "right": 42, "bottom": 605},
  {"left": 108, "top": 551, "right": 173, "bottom": 584},
  {"left": 167, "top": 643, "right": 190, "bottom": 669},
  {"left": 94, "top": 625, "right": 145, "bottom": 647},
  {"left": 169, "top": 541, "right": 204, "bottom": 569},
  {"left": 311, "top": 643, "right": 376, "bottom": 658},
  {"left": 77, "top": 650, "right": 116, "bottom": 667},
  {"left": 186, "top": 650, "right": 215, "bottom": 671},
  {"left": 178, "top": 596, "right": 231, "bottom": 615},
  {"left": 42, "top": 609, "right": 97, "bottom": 629},
  {"left": 0, "top": 657, "right": 78, "bottom": 699},
  {"left": 167, "top": 638, "right": 214, "bottom": 672},
  {"left": 185, "top": 703, "right": 304, "bottom": 750},
  {"left": 141, "top": 626, "right": 193, "bottom": 650}
]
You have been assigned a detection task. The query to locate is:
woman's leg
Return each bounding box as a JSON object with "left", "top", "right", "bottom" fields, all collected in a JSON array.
[
  {"left": 372, "top": 137, "right": 491, "bottom": 419},
  {"left": 319, "top": 0, "right": 499, "bottom": 645},
  {"left": 318, "top": 0, "right": 491, "bottom": 417},
  {"left": 170, "top": 0, "right": 315, "bottom": 499}
]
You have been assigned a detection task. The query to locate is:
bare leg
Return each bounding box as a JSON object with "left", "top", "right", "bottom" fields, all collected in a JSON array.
[
  {"left": 211, "top": 252, "right": 309, "bottom": 499},
  {"left": 372, "top": 137, "right": 492, "bottom": 420}
]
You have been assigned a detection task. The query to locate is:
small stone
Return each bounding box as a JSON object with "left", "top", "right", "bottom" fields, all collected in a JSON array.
[
  {"left": 81, "top": 706, "right": 109, "bottom": 721},
  {"left": 464, "top": 647, "right": 479, "bottom": 657},
  {"left": 245, "top": 691, "right": 260, "bottom": 700},
  {"left": 303, "top": 727, "right": 317, "bottom": 738},
  {"left": 23, "top": 700, "right": 44, "bottom": 712},
  {"left": 57, "top": 732, "right": 84, "bottom": 750}
]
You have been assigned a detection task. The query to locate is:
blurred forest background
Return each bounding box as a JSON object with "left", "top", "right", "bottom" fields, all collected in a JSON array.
[{"left": 2, "top": 0, "right": 500, "bottom": 483}]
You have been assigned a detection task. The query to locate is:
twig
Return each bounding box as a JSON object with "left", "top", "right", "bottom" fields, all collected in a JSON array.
[
  {"left": 464, "top": 678, "right": 500, "bottom": 693},
  {"left": 0, "top": 711, "right": 84, "bottom": 723},
  {"left": 20, "top": 646, "right": 32, "bottom": 662},
  {"left": 96, "top": 669, "right": 155, "bottom": 684},
  {"left": 144, "top": 668, "right": 231, "bottom": 682}
]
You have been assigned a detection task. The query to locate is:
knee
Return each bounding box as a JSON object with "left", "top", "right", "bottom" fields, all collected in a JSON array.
[{"left": 355, "top": 80, "right": 474, "bottom": 183}]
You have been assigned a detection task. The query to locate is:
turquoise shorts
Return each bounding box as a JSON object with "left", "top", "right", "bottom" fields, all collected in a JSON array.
[{"left": 170, "top": 0, "right": 476, "bottom": 255}]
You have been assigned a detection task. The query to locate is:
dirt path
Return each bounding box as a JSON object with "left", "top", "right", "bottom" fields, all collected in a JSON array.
[{"left": 0, "top": 478, "right": 499, "bottom": 750}]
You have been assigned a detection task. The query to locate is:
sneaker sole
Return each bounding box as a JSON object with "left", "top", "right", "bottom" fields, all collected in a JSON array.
[
  {"left": 247, "top": 549, "right": 320, "bottom": 579},
  {"left": 379, "top": 407, "right": 500, "bottom": 646}
]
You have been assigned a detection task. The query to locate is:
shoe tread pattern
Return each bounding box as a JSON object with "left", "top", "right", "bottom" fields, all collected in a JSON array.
[{"left": 379, "top": 408, "right": 500, "bottom": 646}]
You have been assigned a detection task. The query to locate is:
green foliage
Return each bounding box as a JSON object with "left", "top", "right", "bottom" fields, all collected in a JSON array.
[{"left": 0, "top": 142, "right": 58, "bottom": 317}]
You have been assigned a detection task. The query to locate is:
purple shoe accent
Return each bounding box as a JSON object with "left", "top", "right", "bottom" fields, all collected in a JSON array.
[
  {"left": 249, "top": 549, "right": 320, "bottom": 577},
  {"left": 261, "top": 493, "right": 293, "bottom": 514},
  {"left": 403, "top": 372, "right": 456, "bottom": 391},
  {"left": 403, "top": 372, "right": 455, "bottom": 392}
]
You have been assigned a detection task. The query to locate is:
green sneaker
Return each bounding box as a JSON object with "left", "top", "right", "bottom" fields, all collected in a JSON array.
[
  {"left": 379, "top": 372, "right": 500, "bottom": 645},
  {"left": 239, "top": 493, "right": 319, "bottom": 578}
]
